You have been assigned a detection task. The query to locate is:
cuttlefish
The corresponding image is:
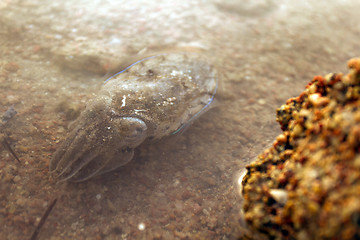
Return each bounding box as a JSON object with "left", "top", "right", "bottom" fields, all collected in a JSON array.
[{"left": 50, "top": 52, "right": 218, "bottom": 182}]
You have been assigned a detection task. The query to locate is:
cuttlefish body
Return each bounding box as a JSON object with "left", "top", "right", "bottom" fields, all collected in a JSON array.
[{"left": 50, "top": 52, "right": 218, "bottom": 182}]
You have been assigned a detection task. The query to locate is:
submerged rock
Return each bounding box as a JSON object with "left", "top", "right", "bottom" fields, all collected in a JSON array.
[{"left": 241, "top": 58, "right": 360, "bottom": 240}]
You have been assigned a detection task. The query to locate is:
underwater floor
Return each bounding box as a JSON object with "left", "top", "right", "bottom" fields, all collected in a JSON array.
[{"left": 1, "top": 0, "right": 359, "bottom": 239}]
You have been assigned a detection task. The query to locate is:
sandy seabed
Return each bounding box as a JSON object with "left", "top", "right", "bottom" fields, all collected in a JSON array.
[{"left": 0, "top": 0, "right": 359, "bottom": 239}]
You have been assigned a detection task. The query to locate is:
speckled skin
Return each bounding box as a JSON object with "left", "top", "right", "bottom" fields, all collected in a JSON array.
[{"left": 50, "top": 53, "right": 218, "bottom": 182}]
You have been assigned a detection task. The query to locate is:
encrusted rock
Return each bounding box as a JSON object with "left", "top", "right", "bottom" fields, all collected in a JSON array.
[{"left": 241, "top": 58, "right": 360, "bottom": 240}]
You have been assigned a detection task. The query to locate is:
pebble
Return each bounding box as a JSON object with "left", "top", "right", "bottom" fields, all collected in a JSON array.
[
  {"left": 193, "top": 203, "right": 203, "bottom": 215},
  {"left": 13, "top": 175, "right": 21, "bottom": 183},
  {"left": 269, "top": 189, "right": 288, "bottom": 205},
  {"left": 203, "top": 176, "right": 216, "bottom": 187},
  {"left": 181, "top": 190, "right": 193, "bottom": 200},
  {"left": 4, "top": 62, "right": 20, "bottom": 72},
  {"left": 258, "top": 98, "right": 266, "bottom": 105}
]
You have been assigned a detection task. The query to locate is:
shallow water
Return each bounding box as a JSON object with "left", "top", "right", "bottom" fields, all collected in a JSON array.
[{"left": 0, "top": 0, "right": 359, "bottom": 239}]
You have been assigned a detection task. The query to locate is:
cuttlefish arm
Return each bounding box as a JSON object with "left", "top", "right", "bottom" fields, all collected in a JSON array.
[{"left": 50, "top": 96, "right": 148, "bottom": 182}]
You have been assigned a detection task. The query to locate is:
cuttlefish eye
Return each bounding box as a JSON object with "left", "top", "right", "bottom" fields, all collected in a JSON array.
[{"left": 114, "top": 117, "right": 148, "bottom": 144}]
